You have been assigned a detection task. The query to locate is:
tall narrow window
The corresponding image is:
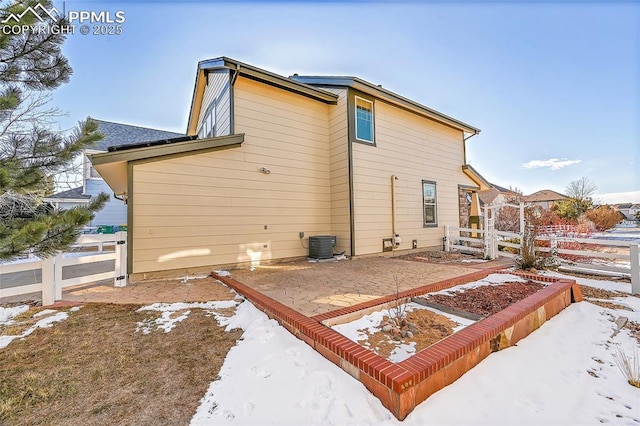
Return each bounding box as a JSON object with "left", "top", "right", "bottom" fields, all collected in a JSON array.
[
  {"left": 423, "top": 181, "right": 438, "bottom": 226},
  {"left": 355, "top": 96, "right": 374, "bottom": 143},
  {"left": 198, "top": 104, "right": 217, "bottom": 138},
  {"left": 208, "top": 106, "right": 216, "bottom": 137}
]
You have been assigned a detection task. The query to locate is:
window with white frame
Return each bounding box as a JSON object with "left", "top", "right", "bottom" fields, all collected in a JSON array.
[
  {"left": 198, "top": 104, "right": 217, "bottom": 139},
  {"left": 422, "top": 181, "right": 437, "bottom": 226},
  {"left": 355, "top": 96, "right": 374, "bottom": 143}
]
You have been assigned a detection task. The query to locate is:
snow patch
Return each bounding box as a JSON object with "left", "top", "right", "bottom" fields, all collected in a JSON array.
[
  {"left": 0, "top": 310, "right": 69, "bottom": 349},
  {"left": 191, "top": 303, "right": 396, "bottom": 425},
  {"left": 136, "top": 300, "right": 240, "bottom": 335},
  {"left": 0, "top": 305, "right": 29, "bottom": 324}
]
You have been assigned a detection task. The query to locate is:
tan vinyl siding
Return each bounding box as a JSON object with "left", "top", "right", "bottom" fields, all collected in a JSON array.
[
  {"left": 352, "top": 100, "right": 475, "bottom": 255},
  {"left": 131, "top": 76, "right": 331, "bottom": 273},
  {"left": 325, "top": 87, "right": 351, "bottom": 255}
]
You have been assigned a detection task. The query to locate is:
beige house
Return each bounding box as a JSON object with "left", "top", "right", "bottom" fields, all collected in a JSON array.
[
  {"left": 524, "top": 189, "right": 567, "bottom": 210},
  {"left": 92, "top": 57, "right": 483, "bottom": 275}
]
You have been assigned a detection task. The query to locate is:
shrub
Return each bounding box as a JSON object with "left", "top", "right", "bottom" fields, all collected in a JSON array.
[{"left": 585, "top": 205, "right": 624, "bottom": 231}]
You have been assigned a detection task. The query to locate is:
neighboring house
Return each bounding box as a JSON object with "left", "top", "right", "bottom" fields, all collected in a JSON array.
[
  {"left": 614, "top": 203, "right": 640, "bottom": 221},
  {"left": 92, "top": 57, "right": 484, "bottom": 275},
  {"left": 523, "top": 189, "right": 567, "bottom": 210},
  {"left": 44, "top": 120, "right": 183, "bottom": 228},
  {"left": 43, "top": 186, "right": 91, "bottom": 211}
]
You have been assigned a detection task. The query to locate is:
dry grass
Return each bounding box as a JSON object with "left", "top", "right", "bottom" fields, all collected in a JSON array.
[
  {"left": 613, "top": 348, "right": 640, "bottom": 388},
  {"left": 625, "top": 321, "right": 640, "bottom": 344},
  {"left": 0, "top": 303, "right": 242, "bottom": 425},
  {"left": 579, "top": 285, "right": 634, "bottom": 311}
]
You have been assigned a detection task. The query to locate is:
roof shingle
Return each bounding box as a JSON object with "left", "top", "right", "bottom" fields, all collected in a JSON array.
[{"left": 90, "top": 119, "right": 184, "bottom": 152}]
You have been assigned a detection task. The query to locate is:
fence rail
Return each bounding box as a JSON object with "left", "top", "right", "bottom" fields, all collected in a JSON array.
[
  {"left": 445, "top": 223, "right": 640, "bottom": 294},
  {"left": 444, "top": 225, "right": 485, "bottom": 254},
  {"left": 0, "top": 232, "right": 127, "bottom": 305}
]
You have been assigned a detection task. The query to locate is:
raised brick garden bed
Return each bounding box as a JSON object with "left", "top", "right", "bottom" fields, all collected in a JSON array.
[{"left": 213, "top": 268, "right": 582, "bottom": 420}]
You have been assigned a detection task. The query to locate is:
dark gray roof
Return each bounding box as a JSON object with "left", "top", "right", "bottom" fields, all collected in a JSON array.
[
  {"left": 90, "top": 119, "right": 184, "bottom": 152},
  {"left": 45, "top": 186, "right": 91, "bottom": 200},
  {"left": 491, "top": 183, "right": 512, "bottom": 193}
]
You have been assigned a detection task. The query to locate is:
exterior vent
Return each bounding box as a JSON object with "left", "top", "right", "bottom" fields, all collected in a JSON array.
[{"left": 308, "top": 235, "right": 336, "bottom": 259}]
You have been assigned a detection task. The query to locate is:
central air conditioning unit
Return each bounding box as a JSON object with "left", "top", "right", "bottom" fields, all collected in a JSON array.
[{"left": 308, "top": 235, "right": 336, "bottom": 259}]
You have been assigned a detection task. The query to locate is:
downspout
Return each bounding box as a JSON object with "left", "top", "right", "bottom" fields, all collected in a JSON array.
[
  {"left": 462, "top": 131, "right": 479, "bottom": 165},
  {"left": 230, "top": 65, "right": 239, "bottom": 134},
  {"left": 114, "top": 192, "right": 127, "bottom": 204},
  {"left": 392, "top": 175, "right": 400, "bottom": 249},
  {"left": 231, "top": 64, "right": 240, "bottom": 85}
]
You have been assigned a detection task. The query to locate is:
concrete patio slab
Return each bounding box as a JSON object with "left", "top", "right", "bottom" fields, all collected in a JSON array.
[
  {"left": 62, "top": 276, "right": 236, "bottom": 304},
  {"left": 4, "top": 254, "right": 505, "bottom": 310},
  {"left": 226, "top": 256, "right": 502, "bottom": 316}
]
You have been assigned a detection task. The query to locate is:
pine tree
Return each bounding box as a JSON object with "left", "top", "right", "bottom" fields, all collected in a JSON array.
[{"left": 0, "top": 0, "right": 107, "bottom": 261}]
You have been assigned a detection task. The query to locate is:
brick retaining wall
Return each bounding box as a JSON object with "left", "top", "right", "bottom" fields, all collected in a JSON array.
[{"left": 214, "top": 269, "right": 581, "bottom": 420}]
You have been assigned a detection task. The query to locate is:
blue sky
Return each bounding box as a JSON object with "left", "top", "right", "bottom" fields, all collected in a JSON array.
[{"left": 51, "top": 1, "right": 639, "bottom": 203}]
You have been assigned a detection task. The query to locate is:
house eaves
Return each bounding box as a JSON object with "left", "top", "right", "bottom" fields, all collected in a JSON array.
[
  {"left": 291, "top": 75, "right": 480, "bottom": 136},
  {"left": 90, "top": 133, "right": 245, "bottom": 195},
  {"left": 187, "top": 57, "right": 339, "bottom": 135},
  {"left": 462, "top": 164, "right": 491, "bottom": 191}
]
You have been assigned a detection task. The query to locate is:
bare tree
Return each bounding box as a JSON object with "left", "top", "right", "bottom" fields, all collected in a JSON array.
[{"left": 565, "top": 177, "right": 597, "bottom": 201}]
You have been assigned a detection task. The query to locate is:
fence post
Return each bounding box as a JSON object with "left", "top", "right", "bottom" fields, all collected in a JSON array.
[
  {"left": 54, "top": 253, "right": 63, "bottom": 301},
  {"left": 550, "top": 234, "right": 559, "bottom": 266},
  {"left": 114, "top": 231, "right": 128, "bottom": 287},
  {"left": 41, "top": 256, "right": 55, "bottom": 306},
  {"left": 631, "top": 244, "right": 639, "bottom": 295},
  {"left": 444, "top": 226, "right": 450, "bottom": 252}
]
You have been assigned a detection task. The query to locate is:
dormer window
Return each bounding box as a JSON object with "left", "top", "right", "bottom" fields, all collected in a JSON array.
[{"left": 198, "top": 104, "right": 216, "bottom": 139}]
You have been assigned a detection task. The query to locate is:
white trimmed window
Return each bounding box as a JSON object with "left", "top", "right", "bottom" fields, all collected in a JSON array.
[
  {"left": 198, "top": 104, "right": 216, "bottom": 138},
  {"left": 355, "top": 96, "right": 374, "bottom": 143},
  {"left": 423, "top": 181, "right": 437, "bottom": 226}
]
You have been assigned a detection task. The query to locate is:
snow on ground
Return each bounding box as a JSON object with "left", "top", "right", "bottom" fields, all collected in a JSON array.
[
  {"left": 544, "top": 270, "right": 633, "bottom": 294},
  {"left": 191, "top": 302, "right": 397, "bottom": 425},
  {"left": 0, "top": 304, "right": 29, "bottom": 323},
  {"left": 0, "top": 307, "right": 72, "bottom": 349},
  {"left": 136, "top": 300, "right": 241, "bottom": 334},
  {"left": 331, "top": 302, "right": 476, "bottom": 363},
  {"left": 192, "top": 274, "right": 640, "bottom": 425}
]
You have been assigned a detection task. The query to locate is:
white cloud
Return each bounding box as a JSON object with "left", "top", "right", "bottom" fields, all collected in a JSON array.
[
  {"left": 595, "top": 191, "right": 640, "bottom": 204},
  {"left": 521, "top": 158, "right": 581, "bottom": 170}
]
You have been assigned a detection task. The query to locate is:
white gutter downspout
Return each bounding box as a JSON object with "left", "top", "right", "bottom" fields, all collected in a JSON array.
[{"left": 392, "top": 175, "right": 400, "bottom": 249}]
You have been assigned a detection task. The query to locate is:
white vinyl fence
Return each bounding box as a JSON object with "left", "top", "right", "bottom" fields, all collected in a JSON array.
[
  {"left": 445, "top": 224, "right": 640, "bottom": 295},
  {"left": 0, "top": 232, "right": 127, "bottom": 305}
]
